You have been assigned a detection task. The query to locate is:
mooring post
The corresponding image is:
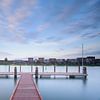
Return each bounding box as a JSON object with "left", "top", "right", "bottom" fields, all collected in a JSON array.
[
  {"left": 66, "top": 65, "right": 68, "bottom": 73},
  {"left": 54, "top": 64, "right": 56, "bottom": 73},
  {"left": 6, "top": 75, "right": 9, "bottom": 78},
  {"left": 78, "top": 65, "right": 80, "bottom": 73},
  {"left": 8, "top": 65, "right": 10, "bottom": 72},
  {"left": 35, "top": 67, "right": 38, "bottom": 78},
  {"left": 14, "top": 67, "right": 17, "bottom": 79},
  {"left": 83, "top": 67, "right": 87, "bottom": 79},
  {"left": 65, "top": 62, "right": 68, "bottom": 78},
  {"left": 65, "top": 61, "right": 68, "bottom": 73}
]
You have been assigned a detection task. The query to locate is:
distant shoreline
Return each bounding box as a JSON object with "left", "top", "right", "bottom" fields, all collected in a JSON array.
[{"left": 0, "top": 64, "right": 100, "bottom": 66}]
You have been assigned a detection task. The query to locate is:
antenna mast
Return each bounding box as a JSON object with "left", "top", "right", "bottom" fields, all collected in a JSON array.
[{"left": 82, "top": 44, "right": 83, "bottom": 67}]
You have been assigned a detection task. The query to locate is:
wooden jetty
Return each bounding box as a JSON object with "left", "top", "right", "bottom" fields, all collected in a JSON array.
[
  {"left": 0, "top": 72, "right": 87, "bottom": 78},
  {"left": 10, "top": 73, "right": 42, "bottom": 100},
  {"left": 0, "top": 66, "right": 87, "bottom": 79}
]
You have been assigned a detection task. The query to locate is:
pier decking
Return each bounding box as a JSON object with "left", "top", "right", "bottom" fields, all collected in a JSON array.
[
  {"left": 0, "top": 66, "right": 87, "bottom": 78},
  {"left": 10, "top": 73, "right": 42, "bottom": 100},
  {"left": 0, "top": 72, "right": 87, "bottom": 78}
]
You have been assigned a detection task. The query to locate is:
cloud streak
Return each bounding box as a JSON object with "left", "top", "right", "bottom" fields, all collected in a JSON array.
[
  {"left": 81, "top": 32, "right": 100, "bottom": 39},
  {"left": 0, "top": 51, "right": 13, "bottom": 59},
  {"left": 0, "top": 0, "right": 37, "bottom": 43}
]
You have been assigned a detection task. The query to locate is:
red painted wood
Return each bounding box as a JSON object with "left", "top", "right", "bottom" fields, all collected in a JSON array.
[{"left": 10, "top": 74, "right": 42, "bottom": 100}]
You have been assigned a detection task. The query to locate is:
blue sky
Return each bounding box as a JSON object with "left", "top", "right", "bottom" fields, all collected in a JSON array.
[{"left": 0, "top": 0, "right": 100, "bottom": 60}]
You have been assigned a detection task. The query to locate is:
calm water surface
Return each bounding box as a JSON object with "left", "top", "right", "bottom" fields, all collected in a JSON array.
[{"left": 0, "top": 65, "right": 100, "bottom": 100}]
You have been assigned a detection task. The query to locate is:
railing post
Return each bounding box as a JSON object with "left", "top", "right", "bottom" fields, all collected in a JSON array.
[
  {"left": 14, "top": 67, "right": 17, "bottom": 79},
  {"left": 35, "top": 67, "right": 38, "bottom": 79}
]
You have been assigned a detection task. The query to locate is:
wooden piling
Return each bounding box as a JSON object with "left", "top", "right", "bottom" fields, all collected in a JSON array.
[
  {"left": 14, "top": 67, "right": 17, "bottom": 79},
  {"left": 83, "top": 67, "right": 87, "bottom": 79},
  {"left": 65, "top": 61, "right": 68, "bottom": 73},
  {"left": 54, "top": 64, "right": 56, "bottom": 73},
  {"left": 78, "top": 66, "right": 80, "bottom": 73},
  {"left": 66, "top": 66, "right": 68, "bottom": 73},
  {"left": 35, "top": 67, "right": 38, "bottom": 79},
  {"left": 6, "top": 75, "right": 9, "bottom": 78},
  {"left": 54, "top": 64, "right": 56, "bottom": 79}
]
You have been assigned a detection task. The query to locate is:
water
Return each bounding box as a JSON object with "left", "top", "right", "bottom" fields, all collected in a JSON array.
[{"left": 0, "top": 65, "right": 100, "bottom": 100}]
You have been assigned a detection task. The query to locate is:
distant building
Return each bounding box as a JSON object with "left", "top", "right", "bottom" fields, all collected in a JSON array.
[
  {"left": 0, "top": 60, "right": 5, "bottom": 64},
  {"left": 77, "top": 56, "right": 95, "bottom": 65},
  {"left": 86, "top": 56, "right": 95, "bottom": 65},
  {"left": 67, "top": 59, "right": 78, "bottom": 65},
  {"left": 34, "top": 59, "right": 38, "bottom": 63},
  {"left": 38, "top": 58, "right": 44, "bottom": 63},
  {"left": 28, "top": 58, "right": 33, "bottom": 62},
  {"left": 49, "top": 58, "right": 56, "bottom": 64},
  {"left": 86, "top": 56, "right": 95, "bottom": 61},
  {"left": 12, "top": 60, "right": 25, "bottom": 65},
  {"left": 44, "top": 59, "right": 49, "bottom": 64},
  {"left": 77, "top": 57, "right": 86, "bottom": 65},
  {"left": 95, "top": 59, "right": 100, "bottom": 65},
  {"left": 56, "top": 59, "right": 65, "bottom": 64}
]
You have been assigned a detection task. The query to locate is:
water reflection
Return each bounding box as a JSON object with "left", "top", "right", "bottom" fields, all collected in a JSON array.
[
  {"left": 35, "top": 78, "right": 38, "bottom": 86},
  {"left": 14, "top": 78, "right": 17, "bottom": 86},
  {"left": 82, "top": 78, "right": 87, "bottom": 86},
  {"left": 0, "top": 66, "right": 100, "bottom": 100}
]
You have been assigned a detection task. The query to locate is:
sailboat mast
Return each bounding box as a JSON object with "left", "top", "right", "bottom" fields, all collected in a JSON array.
[{"left": 82, "top": 44, "right": 83, "bottom": 67}]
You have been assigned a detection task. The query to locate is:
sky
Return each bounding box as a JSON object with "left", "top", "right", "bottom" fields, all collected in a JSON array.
[{"left": 0, "top": 0, "right": 100, "bottom": 60}]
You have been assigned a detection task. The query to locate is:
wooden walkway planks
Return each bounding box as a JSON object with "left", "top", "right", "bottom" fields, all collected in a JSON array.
[{"left": 10, "top": 73, "right": 42, "bottom": 100}]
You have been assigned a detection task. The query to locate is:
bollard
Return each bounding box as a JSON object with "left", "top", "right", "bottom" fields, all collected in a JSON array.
[
  {"left": 35, "top": 67, "right": 38, "bottom": 79},
  {"left": 78, "top": 66, "right": 80, "bottom": 73},
  {"left": 83, "top": 67, "right": 87, "bottom": 79},
  {"left": 14, "top": 67, "right": 17, "bottom": 79}
]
